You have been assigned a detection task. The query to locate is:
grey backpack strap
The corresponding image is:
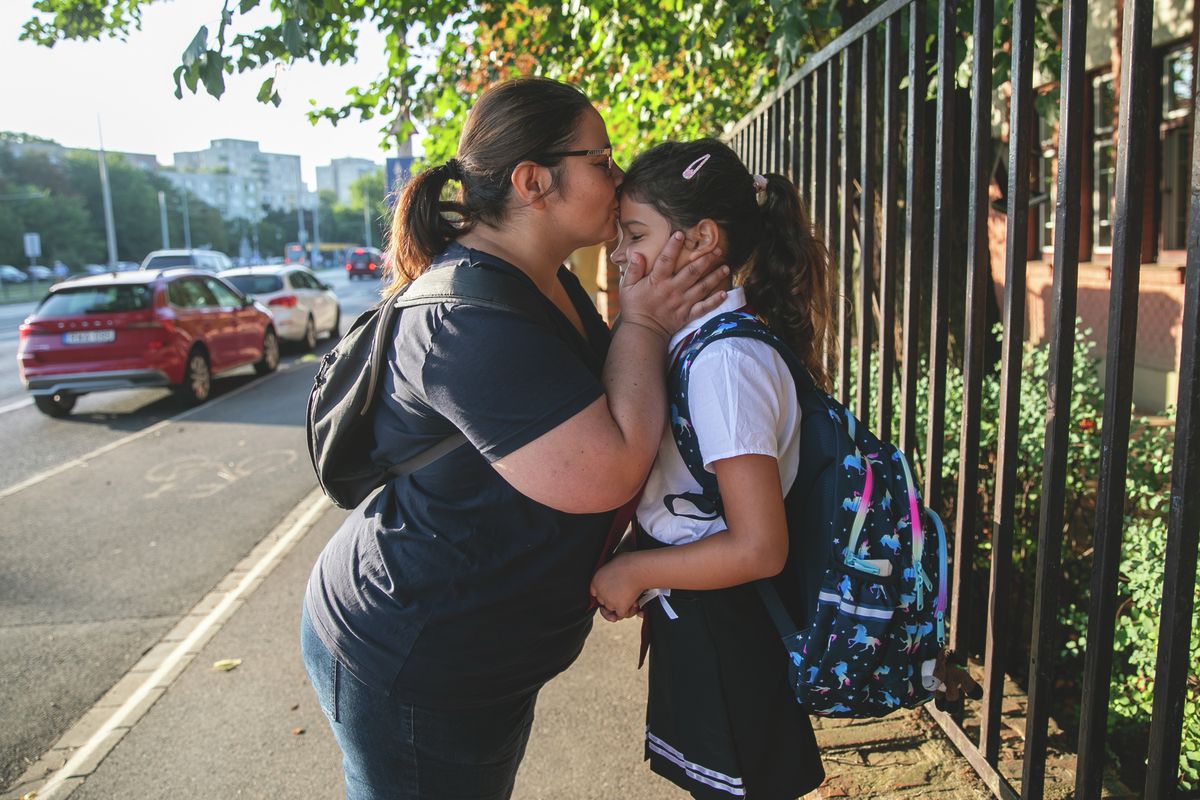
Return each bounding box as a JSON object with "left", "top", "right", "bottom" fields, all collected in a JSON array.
[
  {"left": 385, "top": 432, "right": 470, "bottom": 476},
  {"left": 373, "top": 261, "right": 549, "bottom": 476}
]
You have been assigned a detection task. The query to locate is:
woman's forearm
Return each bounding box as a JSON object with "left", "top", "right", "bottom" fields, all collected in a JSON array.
[{"left": 600, "top": 318, "right": 669, "bottom": 474}]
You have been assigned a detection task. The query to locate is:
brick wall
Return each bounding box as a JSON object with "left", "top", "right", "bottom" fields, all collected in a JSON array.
[{"left": 988, "top": 208, "right": 1187, "bottom": 412}]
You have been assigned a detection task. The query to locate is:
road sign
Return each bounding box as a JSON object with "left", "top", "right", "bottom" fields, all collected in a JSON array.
[
  {"left": 386, "top": 157, "right": 415, "bottom": 207},
  {"left": 23, "top": 232, "right": 41, "bottom": 259}
]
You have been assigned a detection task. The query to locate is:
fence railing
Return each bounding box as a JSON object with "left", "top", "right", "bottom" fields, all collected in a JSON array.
[{"left": 725, "top": 1, "right": 1199, "bottom": 797}]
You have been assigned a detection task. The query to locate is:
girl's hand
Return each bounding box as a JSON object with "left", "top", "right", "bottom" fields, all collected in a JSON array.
[
  {"left": 590, "top": 553, "right": 645, "bottom": 620},
  {"left": 619, "top": 232, "right": 729, "bottom": 339}
]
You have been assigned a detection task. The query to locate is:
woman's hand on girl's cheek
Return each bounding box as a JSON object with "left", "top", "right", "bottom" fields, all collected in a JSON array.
[
  {"left": 620, "top": 232, "right": 728, "bottom": 338},
  {"left": 590, "top": 554, "right": 644, "bottom": 620}
]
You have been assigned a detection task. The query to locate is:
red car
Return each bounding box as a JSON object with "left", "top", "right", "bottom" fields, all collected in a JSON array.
[
  {"left": 18, "top": 269, "right": 280, "bottom": 417},
  {"left": 345, "top": 247, "right": 384, "bottom": 280}
]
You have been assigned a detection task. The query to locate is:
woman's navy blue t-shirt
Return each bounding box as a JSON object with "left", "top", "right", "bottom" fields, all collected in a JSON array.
[{"left": 305, "top": 243, "right": 614, "bottom": 708}]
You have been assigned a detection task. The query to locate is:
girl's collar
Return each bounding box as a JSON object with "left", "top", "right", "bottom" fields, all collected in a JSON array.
[{"left": 667, "top": 286, "right": 748, "bottom": 353}]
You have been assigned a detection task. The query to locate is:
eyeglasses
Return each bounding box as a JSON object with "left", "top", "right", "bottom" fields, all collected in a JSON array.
[{"left": 540, "top": 147, "right": 617, "bottom": 176}]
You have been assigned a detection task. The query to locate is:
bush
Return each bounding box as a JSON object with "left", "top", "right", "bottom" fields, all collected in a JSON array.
[{"left": 858, "top": 321, "right": 1199, "bottom": 790}]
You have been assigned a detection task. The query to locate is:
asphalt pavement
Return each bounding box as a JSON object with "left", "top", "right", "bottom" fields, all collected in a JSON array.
[{"left": 6, "top": 498, "right": 685, "bottom": 800}]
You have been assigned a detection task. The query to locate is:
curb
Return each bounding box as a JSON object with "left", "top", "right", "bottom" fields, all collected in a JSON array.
[{"left": 2, "top": 488, "right": 330, "bottom": 800}]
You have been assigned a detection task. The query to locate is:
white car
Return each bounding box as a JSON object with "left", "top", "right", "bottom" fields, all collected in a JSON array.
[{"left": 221, "top": 265, "right": 340, "bottom": 351}]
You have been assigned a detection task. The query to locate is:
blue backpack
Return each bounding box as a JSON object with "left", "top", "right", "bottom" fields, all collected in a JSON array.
[{"left": 667, "top": 310, "right": 948, "bottom": 718}]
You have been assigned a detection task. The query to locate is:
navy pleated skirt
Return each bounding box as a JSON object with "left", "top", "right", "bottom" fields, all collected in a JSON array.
[{"left": 639, "top": 534, "right": 825, "bottom": 799}]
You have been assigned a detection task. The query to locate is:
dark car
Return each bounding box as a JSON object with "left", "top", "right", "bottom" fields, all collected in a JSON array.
[
  {"left": 345, "top": 247, "right": 384, "bottom": 280},
  {"left": 18, "top": 269, "right": 279, "bottom": 417}
]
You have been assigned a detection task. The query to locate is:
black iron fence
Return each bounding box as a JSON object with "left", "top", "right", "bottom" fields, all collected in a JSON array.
[{"left": 725, "top": 0, "right": 1199, "bottom": 797}]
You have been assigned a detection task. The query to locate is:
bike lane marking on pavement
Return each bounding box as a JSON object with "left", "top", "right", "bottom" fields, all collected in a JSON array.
[
  {"left": 0, "top": 358, "right": 314, "bottom": 501},
  {"left": 18, "top": 486, "right": 331, "bottom": 800}
]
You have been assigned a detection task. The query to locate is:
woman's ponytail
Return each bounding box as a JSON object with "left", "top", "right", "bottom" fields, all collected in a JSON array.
[
  {"left": 382, "top": 77, "right": 595, "bottom": 297},
  {"left": 742, "top": 174, "right": 836, "bottom": 393},
  {"left": 384, "top": 163, "right": 463, "bottom": 294}
]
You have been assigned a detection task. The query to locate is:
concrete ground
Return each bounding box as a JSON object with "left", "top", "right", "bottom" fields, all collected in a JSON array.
[{"left": 5, "top": 496, "right": 1010, "bottom": 800}]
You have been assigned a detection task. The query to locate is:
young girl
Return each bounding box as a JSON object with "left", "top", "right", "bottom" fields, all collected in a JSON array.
[{"left": 591, "top": 139, "right": 834, "bottom": 799}]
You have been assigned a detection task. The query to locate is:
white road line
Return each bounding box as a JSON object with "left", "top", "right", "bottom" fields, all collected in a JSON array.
[
  {"left": 0, "top": 396, "right": 32, "bottom": 415},
  {"left": 0, "top": 360, "right": 310, "bottom": 502},
  {"left": 27, "top": 487, "right": 331, "bottom": 800}
]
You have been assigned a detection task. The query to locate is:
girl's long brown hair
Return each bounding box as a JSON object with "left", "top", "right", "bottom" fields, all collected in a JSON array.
[
  {"left": 620, "top": 139, "right": 836, "bottom": 391},
  {"left": 384, "top": 77, "right": 593, "bottom": 296}
]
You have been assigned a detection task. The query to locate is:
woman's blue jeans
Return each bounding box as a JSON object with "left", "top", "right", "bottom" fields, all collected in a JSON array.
[{"left": 300, "top": 605, "right": 539, "bottom": 800}]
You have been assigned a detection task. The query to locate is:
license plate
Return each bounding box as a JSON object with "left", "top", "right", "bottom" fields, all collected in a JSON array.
[{"left": 62, "top": 330, "right": 116, "bottom": 345}]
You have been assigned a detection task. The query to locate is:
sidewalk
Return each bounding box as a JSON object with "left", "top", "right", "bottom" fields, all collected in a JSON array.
[{"left": 5, "top": 498, "right": 994, "bottom": 799}]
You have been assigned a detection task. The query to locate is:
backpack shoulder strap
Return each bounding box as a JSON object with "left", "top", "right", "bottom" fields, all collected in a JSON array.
[
  {"left": 395, "top": 259, "right": 548, "bottom": 321},
  {"left": 374, "top": 260, "right": 549, "bottom": 478},
  {"left": 666, "top": 310, "right": 815, "bottom": 520}
]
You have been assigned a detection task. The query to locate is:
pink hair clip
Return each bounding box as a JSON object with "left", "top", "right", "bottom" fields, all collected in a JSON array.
[
  {"left": 753, "top": 174, "right": 768, "bottom": 193},
  {"left": 682, "top": 154, "right": 711, "bottom": 180}
]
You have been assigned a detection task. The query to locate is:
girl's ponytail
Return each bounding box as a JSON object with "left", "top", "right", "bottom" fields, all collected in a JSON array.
[{"left": 743, "top": 174, "right": 836, "bottom": 393}]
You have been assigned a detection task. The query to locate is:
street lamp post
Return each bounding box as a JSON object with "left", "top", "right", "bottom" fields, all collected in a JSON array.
[
  {"left": 362, "top": 187, "right": 371, "bottom": 248},
  {"left": 96, "top": 119, "right": 119, "bottom": 270},
  {"left": 181, "top": 192, "right": 192, "bottom": 250},
  {"left": 158, "top": 191, "right": 170, "bottom": 249}
]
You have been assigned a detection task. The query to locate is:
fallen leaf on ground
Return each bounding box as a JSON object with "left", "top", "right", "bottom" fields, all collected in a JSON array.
[{"left": 211, "top": 658, "right": 242, "bottom": 671}]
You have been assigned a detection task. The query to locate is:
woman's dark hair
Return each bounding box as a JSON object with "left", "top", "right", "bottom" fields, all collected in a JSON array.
[
  {"left": 385, "top": 77, "right": 594, "bottom": 294},
  {"left": 619, "top": 138, "right": 836, "bottom": 392}
]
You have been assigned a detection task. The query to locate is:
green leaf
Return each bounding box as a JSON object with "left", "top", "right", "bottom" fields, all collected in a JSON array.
[
  {"left": 200, "top": 54, "right": 226, "bottom": 97},
  {"left": 283, "top": 19, "right": 304, "bottom": 56},
  {"left": 256, "top": 76, "right": 275, "bottom": 104},
  {"left": 181, "top": 25, "right": 208, "bottom": 68}
]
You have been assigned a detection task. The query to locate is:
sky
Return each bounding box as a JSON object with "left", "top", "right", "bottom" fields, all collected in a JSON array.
[{"left": 0, "top": 1, "right": 416, "bottom": 189}]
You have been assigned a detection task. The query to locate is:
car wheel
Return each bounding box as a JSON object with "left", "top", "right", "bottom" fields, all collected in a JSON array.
[
  {"left": 254, "top": 328, "right": 280, "bottom": 375},
  {"left": 33, "top": 392, "right": 76, "bottom": 418},
  {"left": 175, "top": 350, "right": 212, "bottom": 405},
  {"left": 301, "top": 315, "right": 317, "bottom": 352}
]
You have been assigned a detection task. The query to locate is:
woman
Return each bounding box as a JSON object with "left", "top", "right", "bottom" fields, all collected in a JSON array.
[{"left": 300, "top": 77, "right": 728, "bottom": 800}]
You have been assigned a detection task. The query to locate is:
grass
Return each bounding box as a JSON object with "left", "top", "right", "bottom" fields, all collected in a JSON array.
[{"left": 0, "top": 281, "right": 52, "bottom": 306}]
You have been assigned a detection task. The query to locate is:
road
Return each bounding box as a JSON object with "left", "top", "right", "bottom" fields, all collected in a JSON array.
[{"left": 0, "top": 270, "right": 382, "bottom": 789}]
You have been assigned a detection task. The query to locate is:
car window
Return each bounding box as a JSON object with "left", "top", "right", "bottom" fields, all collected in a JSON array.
[
  {"left": 169, "top": 278, "right": 219, "bottom": 309},
  {"left": 203, "top": 277, "right": 243, "bottom": 307},
  {"left": 226, "top": 274, "right": 284, "bottom": 295},
  {"left": 292, "top": 271, "right": 319, "bottom": 290},
  {"left": 39, "top": 284, "right": 154, "bottom": 316},
  {"left": 145, "top": 255, "right": 195, "bottom": 271}
]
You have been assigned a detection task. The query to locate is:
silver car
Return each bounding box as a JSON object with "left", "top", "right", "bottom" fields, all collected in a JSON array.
[{"left": 221, "top": 265, "right": 340, "bottom": 351}]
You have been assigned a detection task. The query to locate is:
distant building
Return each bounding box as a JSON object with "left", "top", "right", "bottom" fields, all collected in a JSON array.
[
  {"left": 1, "top": 138, "right": 159, "bottom": 171},
  {"left": 158, "top": 168, "right": 262, "bottom": 222},
  {"left": 172, "top": 139, "right": 304, "bottom": 221},
  {"left": 316, "top": 157, "right": 381, "bottom": 205}
]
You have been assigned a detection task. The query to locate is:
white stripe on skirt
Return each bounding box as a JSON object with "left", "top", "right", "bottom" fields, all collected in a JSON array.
[{"left": 646, "top": 729, "right": 746, "bottom": 796}]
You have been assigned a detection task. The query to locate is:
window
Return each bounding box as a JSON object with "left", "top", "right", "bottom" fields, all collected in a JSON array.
[
  {"left": 1163, "top": 47, "right": 1193, "bottom": 120},
  {"left": 1093, "top": 75, "right": 1117, "bottom": 252},
  {"left": 1036, "top": 116, "right": 1057, "bottom": 254},
  {"left": 226, "top": 274, "right": 284, "bottom": 295},
  {"left": 203, "top": 277, "right": 243, "bottom": 307},
  {"left": 1162, "top": 45, "right": 1193, "bottom": 251},
  {"left": 39, "top": 285, "right": 153, "bottom": 316},
  {"left": 168, "top": 278, "right": 218, "bottom": 308}
]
